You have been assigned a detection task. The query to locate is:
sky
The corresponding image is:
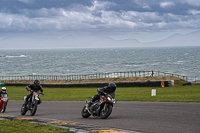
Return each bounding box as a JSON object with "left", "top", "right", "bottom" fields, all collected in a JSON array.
[{"left": 0, "top": 0, "right": 200, "bottom": 44}]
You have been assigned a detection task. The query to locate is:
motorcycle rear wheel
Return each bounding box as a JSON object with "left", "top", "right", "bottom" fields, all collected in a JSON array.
[
  {"left": 21, "top": 103, "right": 27, "bottom": 115},
  {"left": 81, "top": 106, "right": 91, "bottom": 118},
  {"left": 1, "top": 103, "right": 6, "bottom": 113},
  {"left": 100, "top": 104, "right": 112, "bottom": 119},
  {"left": 30, "top": 102, "right": 37, "bottom": 116}
]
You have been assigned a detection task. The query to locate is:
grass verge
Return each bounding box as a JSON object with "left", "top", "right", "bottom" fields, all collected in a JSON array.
[
  {"left": 0, "top": 119, "right": 73, "bottom": 133},
  {"left": 5, "top": 80, "right": 200, "bottom": 102}
]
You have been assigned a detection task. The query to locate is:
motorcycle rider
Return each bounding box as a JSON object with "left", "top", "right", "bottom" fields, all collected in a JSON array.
[
  {"left": 0, "top": 87, "right": 8, "bottom": 95},
  {"left": 25, "top": 79, "right": 44, "bottom": 106},
  {"left": 89, "top": 82, "right": 117, "bottom": 107},
  {"left": 0, "top": 87, "right": 9, "bottom": 112}
]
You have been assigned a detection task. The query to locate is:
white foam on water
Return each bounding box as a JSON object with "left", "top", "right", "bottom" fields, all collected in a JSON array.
[{"left": 6, "top": 55, "right": 27, "bottom": 58}]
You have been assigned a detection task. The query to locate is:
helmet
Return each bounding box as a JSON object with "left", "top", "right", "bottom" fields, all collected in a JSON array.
[
  {"left": 107, "top": 82, "right": 116, "bottom": 93},
  {"left": 1, "top": 87, "right": 6, "bottom": 92},
  {"left": 34, "top": 79, "right": 40, "bottom": 86}
]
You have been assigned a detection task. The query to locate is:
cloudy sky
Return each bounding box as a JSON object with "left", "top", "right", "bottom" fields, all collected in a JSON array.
[{"left": 0, "top": 0, "right": 200, "bottom": 43}]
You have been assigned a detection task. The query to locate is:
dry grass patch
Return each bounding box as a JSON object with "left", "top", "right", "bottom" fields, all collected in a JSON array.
[{"left": 0, "top": 76, "right": 182, "bottom": 84}]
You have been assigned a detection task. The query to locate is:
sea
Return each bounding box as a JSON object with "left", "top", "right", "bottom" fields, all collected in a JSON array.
[{"left": 0, "top": 46, "right": 199, "bottom": 82}]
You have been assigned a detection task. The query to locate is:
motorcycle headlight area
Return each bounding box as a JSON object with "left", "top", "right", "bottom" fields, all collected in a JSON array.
[
  {"left": 107, "top": 97, "right": 111, "bottom": 101},
  {"left": 113, "top": 100, "right": 116, "bottom": 104},
  {"left": 3, "top": 98, "right": 7, "bottom": 101}
]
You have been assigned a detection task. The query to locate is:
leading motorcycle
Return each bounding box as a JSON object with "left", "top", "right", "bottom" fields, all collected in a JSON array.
[
  {"left": 81, "top": 89, "right": 117, "bottom": 119},
  {"left": 0, "top": 94, "right": 9, "bottom": 113},
  {"left": 21, "top": 90, "right": 42, "bottom": 116}
]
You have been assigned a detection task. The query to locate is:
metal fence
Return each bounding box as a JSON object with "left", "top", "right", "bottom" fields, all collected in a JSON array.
[{"left": 0, "top": 71, "right": 194, "bottom": 82}]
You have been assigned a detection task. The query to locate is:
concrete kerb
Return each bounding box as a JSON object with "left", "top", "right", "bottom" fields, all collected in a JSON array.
[{"left": 0, "top": 115, "right": 140, "bottom": 133}]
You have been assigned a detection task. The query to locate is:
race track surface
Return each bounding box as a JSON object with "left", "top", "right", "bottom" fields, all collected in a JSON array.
[{"left": 2, "top": 100, "right": 200, "bottom": 133}]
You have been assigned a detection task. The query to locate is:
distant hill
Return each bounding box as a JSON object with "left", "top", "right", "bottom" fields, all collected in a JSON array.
[
  {"left": 0, "top": 35, "right": 141, "bottom": 49},
  {"left": 0, "top": 31, "right": 200, "bottom": 48},
  {"left": 144, "top": 31, "right": 200, "bottom": 47}
]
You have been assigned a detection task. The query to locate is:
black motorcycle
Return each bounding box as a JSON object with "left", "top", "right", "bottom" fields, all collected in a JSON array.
[
  {"left": 81, "top": 89, "right": 117, "bottom": 119},
  {"left": 21, "top": 90, "right": 42, "bottom": 116}
]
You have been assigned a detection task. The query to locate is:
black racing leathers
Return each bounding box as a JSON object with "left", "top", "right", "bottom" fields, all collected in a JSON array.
[
  {"left": 91, "top": 86, "right": 115, "bottom": 102},
  {"left": 0, "top": 91, "right": 8, "bottom": 95},
  {"left": 25, "top": 84, "right": 44, "bottom": 103}
]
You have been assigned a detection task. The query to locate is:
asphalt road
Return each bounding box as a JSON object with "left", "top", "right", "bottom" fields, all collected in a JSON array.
[{"left": 2, "top": 100, "right": 200, "bottom": 133}]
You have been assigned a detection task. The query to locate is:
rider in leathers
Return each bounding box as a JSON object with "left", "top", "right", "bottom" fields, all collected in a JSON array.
[
  {"left": 25, "top": 79, "right": 44, "bottom": 105},
  {"left": 90, "top": 82, "right": 116, "bottom": 105}
]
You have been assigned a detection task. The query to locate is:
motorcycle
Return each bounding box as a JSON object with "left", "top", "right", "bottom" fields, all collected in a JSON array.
[
  {"left": 0, "top": 94, "right": 9, "bottom": 113},
  {"left": 81, "top": 89, "right": 117, "bottom": 119},
  {"left": 21, "top": 90, "right": 42, "bottom": 116}
]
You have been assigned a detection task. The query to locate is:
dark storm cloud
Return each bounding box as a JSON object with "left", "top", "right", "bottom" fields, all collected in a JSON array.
[{"left": 0, "top": 0, "right": 200, "bottom": 33}]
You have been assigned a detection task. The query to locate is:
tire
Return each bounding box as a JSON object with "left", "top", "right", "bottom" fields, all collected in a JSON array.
[
  {"left": 81, "top": 106, "right": 91, "bottom": 118},
  {"left": 1, "top": 103, "right": 6, "bottom": 113},
  {"left": 21, "top": 103, "right": 27, "bottom": 115},
  {"left": 30, "top": 102, "right": 37, "bottom": 116},
  {"left": 100, "top": 104, "right": 112, "bottom": 119}
]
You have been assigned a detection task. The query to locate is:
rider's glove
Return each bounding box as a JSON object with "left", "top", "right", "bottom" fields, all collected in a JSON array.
[
  {"left": 42, "top": 92, "right": 45, "bottom": 95},
  {"left": 25, "top": 86, "right": 30, "bottom": 91}
]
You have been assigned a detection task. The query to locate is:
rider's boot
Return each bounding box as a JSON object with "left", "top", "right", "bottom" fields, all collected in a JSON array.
[{"left": 24, "top": 97, "right": 30, "bottom": 107}]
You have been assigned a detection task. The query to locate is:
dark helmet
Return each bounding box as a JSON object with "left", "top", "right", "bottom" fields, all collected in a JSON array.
[
  {"left": 107, "top": 82, "right": 116, "bottom": 93},
  {"left": 34, "top": 79, "right": 40, "bottom": 86}
]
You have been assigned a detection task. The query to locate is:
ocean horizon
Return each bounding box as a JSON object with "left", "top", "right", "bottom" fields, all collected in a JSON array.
[{"left": 0, "top": 46, "right": 200, "bottom": 82}]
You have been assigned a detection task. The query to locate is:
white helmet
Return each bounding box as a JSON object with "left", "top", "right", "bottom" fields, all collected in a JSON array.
[{"left": 1, "top": 87, "right": 6, "bottom": 92}]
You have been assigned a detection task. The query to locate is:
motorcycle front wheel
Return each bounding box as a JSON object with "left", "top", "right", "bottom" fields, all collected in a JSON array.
[
  {"left": 21, "top": 103, "right": 27, "bottom": 115},
  {"left": 30, "top": 102, "right": 37, "bottom": 116},
  {"left": 81, "top": 106, "right": 91, "bottom": 118},
  {"left": 100, "top": 104, "right": 112, "bottom": 119},
  {"left": 1, "top": 103, "right": 6, "bottom": 113}
]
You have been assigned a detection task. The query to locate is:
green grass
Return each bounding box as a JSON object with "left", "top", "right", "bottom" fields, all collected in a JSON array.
[
  {"left": 2, "top": 81, "right": 199, "bottom": 133},
  {"left": 6, "top": 86, "right": 97, "bottom": 101},
  {"left": 116, "top": 86, "right": 200, "bottom": 102},
  {"left": 0, "top": 119, "right": 73, "bottom": 133},
  {"left": 5, "top": 81, "right": 200, "bottom": 102}
]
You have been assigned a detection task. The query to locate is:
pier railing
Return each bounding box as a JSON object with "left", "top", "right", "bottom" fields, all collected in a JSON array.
[{"left": 0, "top": 71, "right": 191, "bottom": 82}]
